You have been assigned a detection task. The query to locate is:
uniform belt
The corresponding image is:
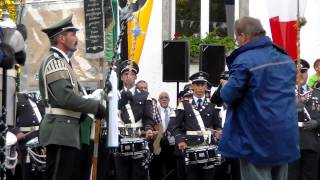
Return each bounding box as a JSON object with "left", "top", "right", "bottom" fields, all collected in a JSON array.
[
  {"left": 19, "top": 126, "right": 39, "bottom": 132},
  {"left": 45, "top": 108, "right": 81, "bottom": 119},
  {"left": 186, "top": 130, "right": 212, "bottom": 136}
]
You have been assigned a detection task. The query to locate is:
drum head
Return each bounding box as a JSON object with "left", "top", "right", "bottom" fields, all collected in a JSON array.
[
  {"left": 6, "top": 132, "right": 17, "bottom": 146},
  {"left": 26, "top": 137, "right": 39, "bottom": 146}
]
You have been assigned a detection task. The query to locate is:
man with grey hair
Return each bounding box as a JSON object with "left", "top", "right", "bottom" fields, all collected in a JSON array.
[
  {"left": 218, "top": 16, "right": 299, "bottom": 180},
  {"left": 136, "top": 80, "right": 148, "bottom": 92}
]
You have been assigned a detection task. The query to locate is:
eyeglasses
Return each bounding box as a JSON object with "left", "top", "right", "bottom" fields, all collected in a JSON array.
[{"left": 159, "top": 96, "right": 169, "bottom": 100}]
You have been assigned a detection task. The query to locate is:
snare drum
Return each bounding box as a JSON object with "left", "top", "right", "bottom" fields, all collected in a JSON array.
[
  {"left": 118, "top": 137, "right": 148, "bottom": 156},
  {"left": 185, "top": 145, "right": 222, "bottom": 166},
  {"left": 26, "top": 137, "right": 46, "bottom": 172},
  {"left": 5, "top": 131, "right": 18, "bottom": 169},
  {"left": 118, "top": 127, "right": 144, "bottom": 138}
]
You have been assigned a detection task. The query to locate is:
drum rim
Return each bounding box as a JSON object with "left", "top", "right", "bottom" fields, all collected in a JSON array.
[
  {"left": 26, "top": 137, "right": 39, "bottom": 146},
  {"left": 120, "top": 137, "right": 146, "bottom": 143},
  {"left": 186, "top": 144, "right": 218, "bottom": 152},
  {"left": 6, "top": 132, "right": 17, "bottom": 146}
]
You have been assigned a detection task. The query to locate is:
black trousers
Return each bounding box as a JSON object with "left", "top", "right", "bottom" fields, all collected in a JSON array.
[
  {"left": 114, "top": 155, "right": 148, "bottom": 180},
  {"left": 176, "top": 156, "right": 186, "bottom": 180},
  {"left": 18, "top": 144, "right": 45, "bottom": 180},
  {"left": 149, "top": 143, "right": 176, "bottom": 180},
  {"left": 79, "top": 141, "right": 94, "bottom": 180},
  {"left": 318, "top": 158, "right": 320, "bottom": 180},
  {"left": 6, "top": 165, "right": 22, "bottom": 180},
  {"left": 45, "top": 145, "right": 80, "bottom": 180},
  {"left": 214, "top": 158, "right": 241, "bottom": 180},
  {"left": 97, "top": 138, "right": 117, "bottom": 180},
  {"left": 288, "top": 149, "right": 320, "bottom": 180},
  {"left": 185, "top": 163, "right": 215, "bottom": 180},
  {"left": 10, "top": 131, "right": 45, "bottom": 180}
]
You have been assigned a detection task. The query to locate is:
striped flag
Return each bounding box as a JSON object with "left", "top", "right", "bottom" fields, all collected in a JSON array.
[{"left": 268, "top": 0, "right": 307, "bottom": 60}]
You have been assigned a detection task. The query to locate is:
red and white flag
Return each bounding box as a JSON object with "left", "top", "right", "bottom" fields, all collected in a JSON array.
[{"left": 268, "top": 0, "right": 307, "bottom": 60}]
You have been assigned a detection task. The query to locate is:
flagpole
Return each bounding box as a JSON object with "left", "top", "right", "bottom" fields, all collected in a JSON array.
[
  {"left": 296, "top": 0, "right": 306, "bottom": 99},
  {"left": 296, "top": 0, "right": 301, "bottom": 99}
]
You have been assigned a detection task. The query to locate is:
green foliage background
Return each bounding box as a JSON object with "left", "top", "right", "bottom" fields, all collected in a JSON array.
[
  {"left": 0, "top": 0, "right": 18, "bottom": 21},
  {"left": 178, "top": 31, "right": 236, "bottom": 58}
]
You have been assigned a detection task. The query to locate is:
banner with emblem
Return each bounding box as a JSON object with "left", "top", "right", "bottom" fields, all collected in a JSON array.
[
  {"left": 17, "top": 0, "right": 106, "bottom": 90},
  {"left": 84, "top": 0, "right": 104, "bottom": 59}
]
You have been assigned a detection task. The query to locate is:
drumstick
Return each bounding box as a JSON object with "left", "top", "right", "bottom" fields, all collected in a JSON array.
[
  {"left": 24, "top": 131, "right": 34, "bottom": 137},
  {"left": 140, "top": 130, "right": 159, "bottom": 136},
  {"left": 205, "top": 128, "right": 219, "bottom": 133}
]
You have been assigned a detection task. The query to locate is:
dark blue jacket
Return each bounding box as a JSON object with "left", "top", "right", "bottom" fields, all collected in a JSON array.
[
  {"left": 0, "top": 27, "right": 3, "bottom": 64},
  {"left": 0, "top": 49, "right": 3, "bottom": 65},
  {"left": 219, "top": 36, "right": 300, "bottom": 166}
]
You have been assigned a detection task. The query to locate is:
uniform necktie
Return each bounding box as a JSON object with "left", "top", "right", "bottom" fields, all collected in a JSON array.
[
  {"left": 197, "top": 99, "right": 203, "bottom": 109},
  {"left": 164, "top": 108, "right": 169, "bottom": 129}
]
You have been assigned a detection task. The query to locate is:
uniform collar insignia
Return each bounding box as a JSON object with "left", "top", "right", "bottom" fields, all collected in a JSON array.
[{"left": 50, "top": 46, "right": 70, "bottom": 63}]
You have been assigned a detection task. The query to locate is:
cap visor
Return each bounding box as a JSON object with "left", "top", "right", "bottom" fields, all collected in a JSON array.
[{"left": 192, "top": 79, "right": 207, "bottom": 83}]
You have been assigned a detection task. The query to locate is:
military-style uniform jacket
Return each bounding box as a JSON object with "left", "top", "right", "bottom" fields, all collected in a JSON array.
[
  {"left": 300, "top": 87, "right": 320, "bottom": 152},
  {"left": 38, "top": 47, "right": 99, "bottom": 149},
  {"left": 118, "top": 88, "right": 154, "bottom": 131},
  {"left": 10, "top": 93, "right": 44, "bottom": 134},
  {"left": 169, "top": 98, "right": 221, "bottom": 147}
]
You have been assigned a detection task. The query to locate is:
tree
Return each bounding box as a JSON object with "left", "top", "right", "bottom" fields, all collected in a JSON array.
[{"left": 0, "top": 0, "right": 17, "bottom": 21}]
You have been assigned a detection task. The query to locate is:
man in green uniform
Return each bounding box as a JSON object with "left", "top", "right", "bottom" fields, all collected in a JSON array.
[{"left": 38, "top": 15, "right": 106, "bottom": 180}]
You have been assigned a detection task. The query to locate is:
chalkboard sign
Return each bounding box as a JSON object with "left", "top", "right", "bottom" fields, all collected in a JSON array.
[{"left": 84, "top": 0, "right": 104, "bottom": 58}]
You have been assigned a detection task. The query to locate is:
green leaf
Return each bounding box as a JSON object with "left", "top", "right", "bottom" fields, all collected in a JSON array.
[{"left": 178, "top": 30, "right": 236, "bottom": 58}]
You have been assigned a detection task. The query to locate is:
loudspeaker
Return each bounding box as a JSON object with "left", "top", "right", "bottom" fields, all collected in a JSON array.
[
  {"left": 199, "top": 45, "right": 225, "bottom": 86},
  {"left": 162, "top": 40, "right": 189, "bottom": 82}
]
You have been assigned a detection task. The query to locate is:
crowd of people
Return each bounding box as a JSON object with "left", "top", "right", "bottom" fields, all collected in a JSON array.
[{"left": 1, "top": 9, "right": 320, "bottom": 180}]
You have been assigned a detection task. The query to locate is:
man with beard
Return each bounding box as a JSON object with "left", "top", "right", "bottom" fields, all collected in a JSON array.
[{"left": 38, "top": 15, "right": 106, "bottom": 180}]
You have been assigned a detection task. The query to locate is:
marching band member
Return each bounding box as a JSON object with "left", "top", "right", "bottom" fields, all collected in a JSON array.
[
  {"left": 169, "top": 71, "right": 222, "bottom": 180},
  {"left": 10, "top": 93, "right": 45, "bottom": 180},
  {"left": 38, "top": 15, "right": 107, "bottom": 180},
  {"left": 174, "top": 84, "right": 193, "bottom": 180},
  {"left": 288, "top": 59, "right": 320, "bottom": 180},
  {"left": 116, "top": 60, "right": 154, "bottom": 180},
  {"left": 1, "top": 15, "right": 37, "bottom": 179}
]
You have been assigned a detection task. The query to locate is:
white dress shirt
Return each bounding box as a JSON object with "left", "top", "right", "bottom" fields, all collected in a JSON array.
[
  {"left": 159, "top": 106, "right": 170, "bottom": 130},
  {"left": 193, "top": 95, "right": 205, "bottom": 107},
  {"left": 123, "top": 86, "right": 136, "bottom": 95}
]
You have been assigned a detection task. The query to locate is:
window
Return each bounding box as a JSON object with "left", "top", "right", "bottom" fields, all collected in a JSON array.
[
  {"left": 209, "top": 0, "right": 227, "bottom": 35},
  {"left": 175, "top": 0, "right": 200, "bottom": 36}
]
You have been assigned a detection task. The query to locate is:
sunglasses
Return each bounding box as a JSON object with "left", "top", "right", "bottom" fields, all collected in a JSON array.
[{"left": 301, "top": 69, "right": 308, "bottom": 73}]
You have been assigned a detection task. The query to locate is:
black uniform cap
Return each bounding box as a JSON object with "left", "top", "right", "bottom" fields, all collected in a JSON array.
[
  {"left": 299, "top": 59, "right": 310, "bottom": 70},
  {"left": 183, "top": 83, "right": 193, "bottom": 97},
  {"left": 119, "top": 60, "right": 139, "bottom": 74},
  {"left": 189, "top": 71, "right": 209, "bottom": 83},
  {"left": 206, "top": 82, "right": 212, "bottom": 93},
  {"left": 42, "top": 15, "right": 79, "bottom": 38}
]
